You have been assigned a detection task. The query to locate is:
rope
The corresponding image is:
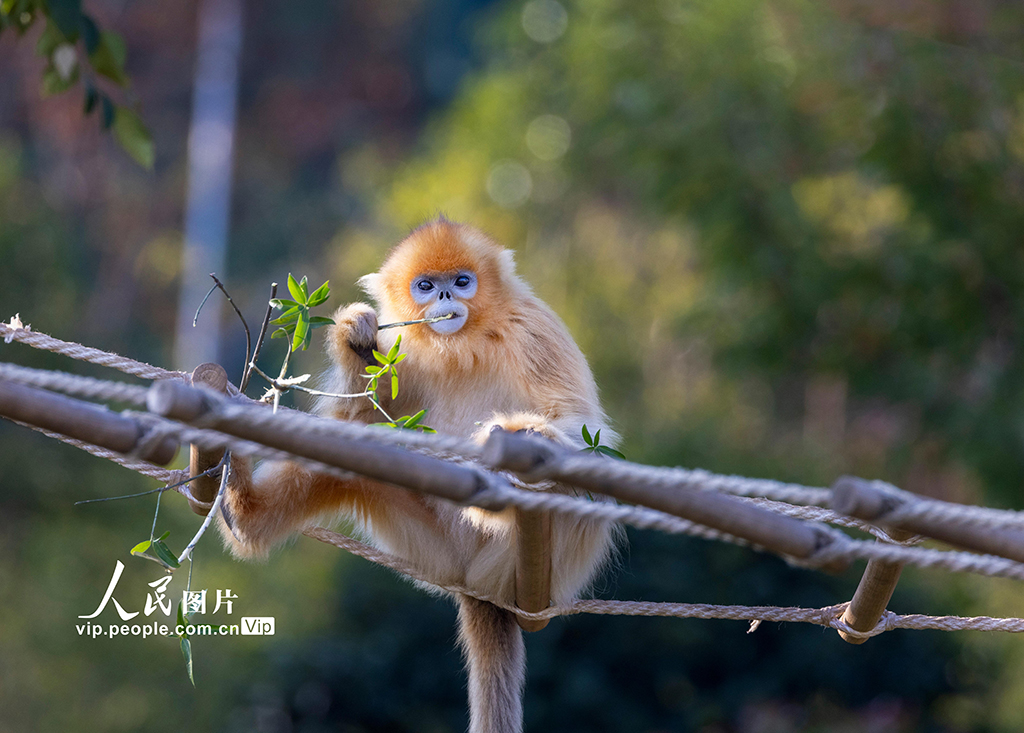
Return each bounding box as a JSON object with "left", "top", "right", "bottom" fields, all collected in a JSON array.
[
  {"left": 6, "top": 325, "right": 1024, "bottom": 635},
  {"left": 864, "top": 480, "right": 1024, "bottom": 531},
  {"left": 4, "top": 357, "right": 1024, "bottom": 581},
  {"left": 303, "top": 527, "right": 1024, "bottom": 636},
  {"left": 1, "top": 320, "right": 187, "bottom": 381},
  {"left": 8, "top": 419, "right": 182, "bottom": 483},
  {"left": 0, "top": 362, "right": 151, "bottom": 406}
]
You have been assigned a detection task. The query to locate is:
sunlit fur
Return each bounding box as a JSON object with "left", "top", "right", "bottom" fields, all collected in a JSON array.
[{"left": 218, "top": 216, "right": 620, "bottom": 733}]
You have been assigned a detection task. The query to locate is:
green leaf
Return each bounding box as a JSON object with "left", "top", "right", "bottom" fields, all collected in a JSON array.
[
  {"left": 393, "top": 353, "right": 407, "bottom": 363},
  {"left": 291, "top": 315, "right": 309, "bottom": 353},
  {"left": 581, "top": 424, "right": 593, "bottom": 446},
  {"left": 372, "top": 350, "right": 387, "bottom": 365},
  {"left": 151, "top": 539, "right": 180, "bottom": 569},
  {"left": 386, "top": 334, "right": 402, "bottom": 361},
  {"left": 270, "top": 328, "right": 288, "bottom": 340},
  {"left": 364, "top": 365, "right": 382, "bottom": 375},
  {"left": 79, "top": 13, "right": 99, "bottom": 53},
  {"left": 47, "top": 0, "right": 81, "bottom": 41},
  {"left": 307, "top": 281, "right": 330, "bottom": 307},
  {"left": 404, "top": 409, "right": 426, "bottom": 428},
  {"left": 157, "top": 530, "right": 170, "bottom": 542},
  {"left": 180, "top": 637, "right": 195, "bottom": 686},
  {"left": 41, "top": 63, "right": 78, "bottom": 96},
  {"left": 130, "top": 539, "right": 152, "bottom": 555},
  {"left": 83, "top": 83, "right": 97, "bottom": 114},
  {"left": 391, "top": 372, "right": 399, "bottom": 400},
  {"left": 100, "top": 94, "right": 114, "bottom": 129},
  {"left": 593, "top": 429, "right": 601, "bottom": 445},
  {"left": 596, "top": 445, "right": 626, "bottom": 460},
  {"left": 287, "top": 273, "right": 303, "bottom": 303},
  {"left": 35, "top": 21, "right": 64, "bottom": 57},
  {"left": 270, "top": 309, "right": 300, "bottom": 325},
  {"left": 269, "top": 298, "right": 300, "bottom": 309},
  {"left": 308, "top": 316, "right": 334, "bottom": 329},
  {"left": 112, "top": 106, "right": 154, "bottom": 169},
  {"left": 419, "top": 426, "right": 438, "bottom": 434},
  {"left": 89, "top": 30, "right": 129, "bottom": 87},
  {"left": 298, "top": 276, "right": 309, "bottom": 300}
]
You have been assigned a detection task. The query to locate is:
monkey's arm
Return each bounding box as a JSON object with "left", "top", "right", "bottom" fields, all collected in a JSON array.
[{"left": 318, "top": 303, "right": 384, "bottom": 423}]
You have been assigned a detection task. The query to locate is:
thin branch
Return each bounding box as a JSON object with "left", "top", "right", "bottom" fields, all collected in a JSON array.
[
  {"left": 378, "top": 313, "right": 455, "bottom": 330},
  {"left": 73, "top": 462, "right": 226, "bottom": 506},
  {"left": 177, "top": 453, "right": 231, "bottom": 565},
  {"left": 241, "top": 282, "right": 277, "bottom": 393},
  {"left": 209, "top": 274, "right": 251, "bottom": 383},
  {"left": 150, "top": 486, "right": 163, "bottom": 541},
  {"left": 247, "top": 362, "right": 370, "bottom": 399},
  {"left": 192, "top": 283, "right": 218, "bottom": 327}
]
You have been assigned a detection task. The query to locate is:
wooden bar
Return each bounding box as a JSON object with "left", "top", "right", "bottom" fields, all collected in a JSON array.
[
  {"left": 185, "top": 363, "right": 230, "bottom": 515},
  {"left": 831, "top": 476, "right": 1024, "bottom": 565},
  {"left": 482, "top": 430, "right": 840, "bottom": 566},
  {"left": 0, "top": 379, "right": 178, "bottom": 465},
  {"left": 838, "top": 556, "right": 904, "bottom": 644},
  {"left": 515, "top": 508, "right": 552, "bottom": 632},
  {"left": 836, "top": 524, "right": 915, "bottom": 644},
  {"left": 147, "top": 379, "right": 484, "bottom": 504}
]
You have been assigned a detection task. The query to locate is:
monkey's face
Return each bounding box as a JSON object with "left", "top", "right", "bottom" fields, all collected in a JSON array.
[{"left": 409, "top": 270, "right": 478, "bottom": 335}]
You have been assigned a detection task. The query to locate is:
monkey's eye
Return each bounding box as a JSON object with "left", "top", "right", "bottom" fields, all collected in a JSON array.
[
  {"left": 416, "top": 279, "right": 434, "bottom": 292},
  {"left": 454, "top": 275, "right": 471, "bottom": 288}
]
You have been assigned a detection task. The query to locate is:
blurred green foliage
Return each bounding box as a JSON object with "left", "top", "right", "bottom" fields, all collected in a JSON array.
[
  {"left": 0, "top": 0, "right": 153, "bottom": 167},
  {"left": 5, "top": 0, "right": 1024, "bottom": 730}
]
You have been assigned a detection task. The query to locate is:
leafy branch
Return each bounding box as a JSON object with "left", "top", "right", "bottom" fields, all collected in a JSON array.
[
  {"left": 1, "top": 0, "right": 154, "bottom": 167},
  {"left": 254, "top": 273, "right": 438, "bottom": 432},
  {"left": 581, "top": 424, "right": 625, "bottom": 459}
]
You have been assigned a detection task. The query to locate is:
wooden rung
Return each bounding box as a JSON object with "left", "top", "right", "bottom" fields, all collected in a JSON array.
[
  {"left": 185, "top": 362, "right": 230, "bottom": 516},
  {"left": 832, "top": 475, "right": 1024, "bottom": 565},
  {"left": 838, "top": 556, "right": 904, "bottom": 644},
  {"left": 515, "top": 507, "right": 552, "bottom": 632}
]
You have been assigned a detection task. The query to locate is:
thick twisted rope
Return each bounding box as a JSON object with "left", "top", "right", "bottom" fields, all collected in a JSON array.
[{"left": 1, "top": 320, "right": 186, "bottom": 381}]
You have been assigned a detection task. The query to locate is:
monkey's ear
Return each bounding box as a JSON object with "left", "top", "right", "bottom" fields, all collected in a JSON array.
[
  {"left": 498, "top": 248, "right": 517, "bottom": 277},
  {"left": 357, "top": 272, "right": 383, "bottom": 301}
]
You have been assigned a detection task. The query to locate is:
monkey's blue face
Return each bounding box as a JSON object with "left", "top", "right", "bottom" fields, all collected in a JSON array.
[{"left": 409, "top": 271, "right": 478, "bottom": 334}]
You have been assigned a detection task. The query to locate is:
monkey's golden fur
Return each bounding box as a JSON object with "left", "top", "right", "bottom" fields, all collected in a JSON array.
[{"left": 218, "top": 217, "right": 619, "bottom": 733}]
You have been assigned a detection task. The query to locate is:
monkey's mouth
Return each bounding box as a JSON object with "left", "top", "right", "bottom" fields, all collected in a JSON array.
[{"left": 427, "top": 307, "right": 468, "bottom": 334}]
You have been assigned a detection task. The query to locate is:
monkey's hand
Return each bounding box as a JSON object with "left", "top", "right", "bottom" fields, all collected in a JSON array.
[
  {"left": 474, "top": 412, "right": 572, "bottom": 446},
  {"left": 327, "top": 303, "right": 378, "bottom": 368}
]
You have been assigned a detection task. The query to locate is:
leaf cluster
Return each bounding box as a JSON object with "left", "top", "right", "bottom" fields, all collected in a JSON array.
[
  {"left": 580, "top": 424, "right": 625, "bottom": 459},
  {"left": 270, "top": 274, "right": 333, "bottom": 353},
  {"left": 0, "top": 0, "right": 153, "bottom": 167}
]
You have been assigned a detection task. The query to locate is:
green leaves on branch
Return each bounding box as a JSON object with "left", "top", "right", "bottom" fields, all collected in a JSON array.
[
  {"left": 1, "top": 0, "right": 153, "bottom": 168},
  {"left": 366, "top": 334, "right": 407, "bottom": 400},
  {"left": 270, "top": 274, "right": 333, "bottom": 353},
  {"left": 581, "top": 424, "right": 625, "bottom": 460},
  {"left": 130, "top": 530, "right": 180, "bottom": 570},
  {"left": 363, "top": 335, "right": 437, "bottom": 432}
]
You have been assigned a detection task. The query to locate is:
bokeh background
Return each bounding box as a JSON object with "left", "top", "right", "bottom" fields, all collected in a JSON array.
[{"left": 3, "top": 0, "right": 1024, "bottom": 730}]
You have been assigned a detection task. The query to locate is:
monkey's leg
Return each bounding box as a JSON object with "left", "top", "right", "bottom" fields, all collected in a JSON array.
[
  {"left": 458, "top": 595, "right": 526, "bottom": 733},
  {"left": 216, "top": 458, "right": 378, "bottom": 558}
]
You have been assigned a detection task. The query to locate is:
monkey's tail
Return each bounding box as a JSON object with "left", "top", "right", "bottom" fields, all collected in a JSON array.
[{"left": 457, "top": 595, "right": 526, "bottom": 733}]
